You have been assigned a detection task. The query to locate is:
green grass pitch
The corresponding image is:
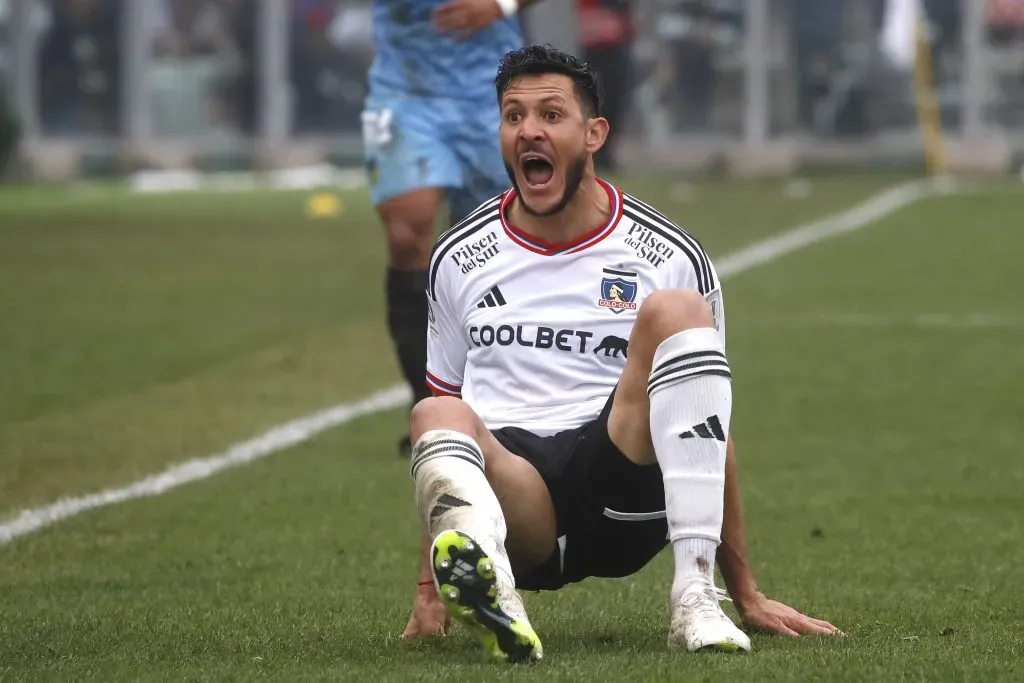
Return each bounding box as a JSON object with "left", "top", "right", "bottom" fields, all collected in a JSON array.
[{"left": 0, "top": 175, "right": 1021, "bottom": 681}]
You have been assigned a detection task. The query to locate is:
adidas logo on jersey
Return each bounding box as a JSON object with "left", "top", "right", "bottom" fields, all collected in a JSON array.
[
  {"left": 475, "top": 285, "right": 507, "bottom": 309},
  {"left": 679, "top": 415, "right": 726, "bottom": 441}
]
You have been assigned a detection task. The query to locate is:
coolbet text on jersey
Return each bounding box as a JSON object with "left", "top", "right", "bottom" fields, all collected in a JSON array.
[
  {"left": 426, "top": 180, "right": 727, "bottom": 437},
  {"left": 363, "top": 1, "right": 523, "bottom": 218}
]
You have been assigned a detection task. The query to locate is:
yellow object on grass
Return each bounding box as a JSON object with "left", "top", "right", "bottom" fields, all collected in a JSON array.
[{"left": 305, "top": 193, "right": 342, "bottom": 219}]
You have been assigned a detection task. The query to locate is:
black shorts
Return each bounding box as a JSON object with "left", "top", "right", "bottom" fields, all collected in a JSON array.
[{"left": 490, "top": 391, "right": 669, "bottom": 591}]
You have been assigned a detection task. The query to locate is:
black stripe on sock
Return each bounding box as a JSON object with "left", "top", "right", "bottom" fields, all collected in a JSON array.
[
  {"left": 411, "top": 451, "right": 485, "bottom": 481},
  {"left": 410, "top": 439, "right": 484, "bottom": 478},
  {"left": 411, "top": 442, "right": 484, "bottom": 479},
  {"left": 648, "top": 364, "right": 732, "bottom": 396},
  {"left": 649, "top": 358, "right": 730, "bottom": 390},
  {"left": 412, "top": 439, "right": 484, "bottom": 468},
  {"left": 649, "top": 359, "right": 731, "bottom": 389},
  {"left": 649, "top": 350, "right": 727, "bottom": 386}
]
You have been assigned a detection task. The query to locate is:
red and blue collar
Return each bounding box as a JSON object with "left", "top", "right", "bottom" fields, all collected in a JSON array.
[{"left": 499, "top": 177, "right": 623, "bottom": 256}]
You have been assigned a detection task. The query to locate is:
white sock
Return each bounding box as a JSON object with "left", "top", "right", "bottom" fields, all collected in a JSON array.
[
  {"left": 647, "top": 327, "right": 732, "bottom": 599},
  {"left": 410, "top": 429, "right": 515, "bottom": 587}
]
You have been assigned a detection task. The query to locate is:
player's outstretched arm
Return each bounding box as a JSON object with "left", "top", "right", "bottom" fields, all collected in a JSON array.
[
  {"left": 401, "top": 531, "right": 452, "bottom": 639},
  {"left": 718, "top": 438, "right": 843, "bottom": 637},
  {"left": 433, "top": 0, "right": 545, "bottom": 39},
  {"left": 717, "top": 438, "right": 759, "bottom": 605}
]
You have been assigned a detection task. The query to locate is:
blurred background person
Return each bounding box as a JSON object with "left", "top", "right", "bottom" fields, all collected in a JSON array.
[
  {"left": 576, "top": 0, "right": 635, "bottom": 172},
  {"left": 38, "top": 0, "right": 121, "bottom": 136},
  {"left": 362, "top": 0, "right": 547, "bottom": 458},
  {"left": 289, "top": 0, "right": 374, "bottom": 134}
]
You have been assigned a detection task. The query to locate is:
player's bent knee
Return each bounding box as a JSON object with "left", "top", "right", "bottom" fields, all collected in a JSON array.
[
  {"left": 634, "top": 288, "right": 714, "bottom": 343},
  {"left": 383, "top": 219, "right": 435, "bottom": 268},
  {"left": 409, "top": 396, "right": 477, "bottom": 442}
]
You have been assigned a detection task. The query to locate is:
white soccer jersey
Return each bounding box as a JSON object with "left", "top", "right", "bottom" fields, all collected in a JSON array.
[{"left": 425, "top": 178, "right": 725, "bottom": 437}]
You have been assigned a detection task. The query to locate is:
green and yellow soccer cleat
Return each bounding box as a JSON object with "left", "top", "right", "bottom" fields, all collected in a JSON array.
[{"left": 431, "top": 529, "right": 543, "bottom": 664}]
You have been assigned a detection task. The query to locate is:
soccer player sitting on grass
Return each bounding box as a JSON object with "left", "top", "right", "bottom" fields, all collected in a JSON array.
[{"left": 402, "top": 44, "right": 841, "bottom": 662}]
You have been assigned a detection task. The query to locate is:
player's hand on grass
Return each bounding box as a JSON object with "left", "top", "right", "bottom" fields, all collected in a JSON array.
[
  {"left": 738, "top": 592, "right": 842, "bottom": 638},
  {"left": 432, "top": 0, "right": 505, "bottom": 39},
  {"left": 401, "top": 583, "right": 451, "bottom": 639}
]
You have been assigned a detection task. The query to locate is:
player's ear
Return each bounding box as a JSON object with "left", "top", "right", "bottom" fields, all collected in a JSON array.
[{"left": 584, "top": 116, "right": 609, "bottom": 154}]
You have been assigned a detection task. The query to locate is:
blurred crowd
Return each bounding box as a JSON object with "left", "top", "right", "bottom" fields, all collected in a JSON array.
[
  {"left": 0, "top": 0, "right": 373, "bottom": 137},
  {"left": 0, "top": 0, "right": 1022, "bottom": 144}
]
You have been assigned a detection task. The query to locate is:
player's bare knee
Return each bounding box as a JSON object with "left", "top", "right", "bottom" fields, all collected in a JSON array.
[
  {"left": 410, "top": 398, "right": 512, "bottom": 475},
  {"left": 633, "top": 289, "right": 714, "bottom": 346},
  {"left": 409, "top": 396, "right": 477, "bottom": 442},
  {"left": 379, "top": 189, "right": 441, "bottom": 268},
  {"left": 384, "top": 219, "right": 434, "bottom": 269}
]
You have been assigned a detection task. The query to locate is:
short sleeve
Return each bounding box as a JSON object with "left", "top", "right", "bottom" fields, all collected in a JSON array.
[
  {"left": 665, "top": 247, "right": 726, "bottom": 348},
  {"left": 704, "top": 279, "right": 726, "bottom": 348},
  {"left": 425, "top": 271, "right": 468, "bottom": 398}
]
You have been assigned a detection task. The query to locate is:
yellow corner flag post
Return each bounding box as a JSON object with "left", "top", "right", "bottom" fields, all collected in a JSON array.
[{"left": 912, "top": 0, "right": 947, "bottom": 175}]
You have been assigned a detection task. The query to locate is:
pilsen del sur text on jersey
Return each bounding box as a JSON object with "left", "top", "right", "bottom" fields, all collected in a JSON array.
[
  {"left": 449, "top": 224, "right": 675, "bottom": 273},
  {"left": 624, "top": 223, "right": 675, "bottom": 268},
  {"left": 451, "top": 231, "right": 500, "bottom": 274}
]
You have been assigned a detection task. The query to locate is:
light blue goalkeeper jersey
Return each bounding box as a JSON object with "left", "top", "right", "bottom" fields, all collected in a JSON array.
[
  {"left": 363, "top": 0, "right": 524, "bottom": 219},
  {"left": 368, "top": 0, "right": 524, "bottom": 100}
]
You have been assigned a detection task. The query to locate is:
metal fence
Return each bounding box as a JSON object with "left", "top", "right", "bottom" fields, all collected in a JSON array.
[{"left": 1, "top": 0, "right": 1022, "bottom": 180}]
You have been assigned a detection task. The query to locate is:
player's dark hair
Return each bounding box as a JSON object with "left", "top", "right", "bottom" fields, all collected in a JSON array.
[{"left": 495, "top": 44, "right": 603, "bottom": 118}]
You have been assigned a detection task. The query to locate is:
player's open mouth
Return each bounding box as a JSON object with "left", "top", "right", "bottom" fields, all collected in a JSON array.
[{"left": 519, "top": 153, "right": 555, "bottom": 189}]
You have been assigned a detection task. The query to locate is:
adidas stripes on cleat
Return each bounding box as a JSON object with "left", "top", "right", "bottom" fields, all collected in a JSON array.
[{"left": 431, "top": 529, "right": 543, "bottom": 663}]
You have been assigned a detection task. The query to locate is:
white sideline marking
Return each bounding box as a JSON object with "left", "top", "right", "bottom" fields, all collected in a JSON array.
[
  {"left": 0, "top": 386, "right": 409, "bottom": 545},
  {"left": 736, "top": 312, "right": 1024, "bottom": 330},
  {"left": 715, "top": 179, "right": 944, "bottom": 278},
  {"left": 0, "top": 178, "right": 941, "bottom": 547},
  {"left": 811, "top": 312, "right": 1024, "bottom": 330}
]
